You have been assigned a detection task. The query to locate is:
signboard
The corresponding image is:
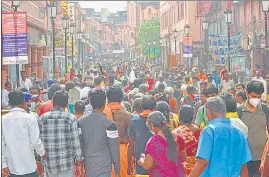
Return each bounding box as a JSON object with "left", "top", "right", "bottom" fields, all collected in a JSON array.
[
  {"left": 208, "top": 33, "right": 244, "bottom": 65},
  {"left": 200, "top": 1, "right": 213, "bottom": 14},
  {"left": 183, "top": 36, "right": 193, "bottom": 58},
  {"left": 2, "top": 12, "right": 28, "bottom": 65}
]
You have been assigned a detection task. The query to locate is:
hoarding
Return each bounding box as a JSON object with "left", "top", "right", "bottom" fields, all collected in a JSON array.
[{"left": 2, "top": 12, "right": 28, "bottom": 65}]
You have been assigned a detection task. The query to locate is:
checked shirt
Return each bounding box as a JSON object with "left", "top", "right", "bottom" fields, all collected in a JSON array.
[{"left": 38, "top": 108, "right": 82, "bottom": 174}]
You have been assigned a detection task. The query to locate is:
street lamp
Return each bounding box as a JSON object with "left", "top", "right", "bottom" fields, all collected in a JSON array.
[
  {"left": 11, "top": 0, "right": 20, "bottom": 88},
  {"left": 70, "top": 24, "right": 76, "bottom": 68},
  {"left": 47, "top": 2, "right": 57, "bottom": 79},
  {"left": 224, "top": 9, "right": 232, "bottom": 72},
  {"left": 81, "top": 35, "right": 85, "bottom": 72},
  {"left": 77, "top": 31, "right": 82, "bottom": 71},
  {"left": 12, "top": 1, "right": 20, "bottom": 11},
  {"left": 153, "top": 40, "right": 156, "bottom": 62},
  {"left": 173, "top": 29, "right": 178, "bottom": 56},
  {"left": 184, "top": 24, "right": 190, "bottom": 36},
  {"left": 262, "top": 1, "right": 269, "bottom": 70},
  {"left": 203, "top": 20, "right": 209, "bottom": 70},
  {"left": 62, "top": 16, "right": 69, "bottom": 74},
  {"left": 148, "top": 41, "right": 151, "bottom": 62}
]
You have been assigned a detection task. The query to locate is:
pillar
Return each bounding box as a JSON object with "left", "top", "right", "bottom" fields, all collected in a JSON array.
[
  {"left": 31, "top": 47, "right": 38, "bottom": 75},
  {"left": 37, "top": 47, "right": 43, "bottom": 79}
]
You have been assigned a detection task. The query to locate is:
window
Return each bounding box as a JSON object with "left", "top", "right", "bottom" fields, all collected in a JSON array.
[
  {"left": 148, "top": 8, "right": 151, "bottom": 15},
  {"left": 181, "top": 3, "right": 184, "bottom": 18}
]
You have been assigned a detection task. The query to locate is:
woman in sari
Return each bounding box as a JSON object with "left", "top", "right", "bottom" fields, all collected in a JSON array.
[
  {"left": 173, "top": 105, "right": 201, "bottom": 175},
  {"left": 138, "top": 111, "right": 186, "bottom": 177}
]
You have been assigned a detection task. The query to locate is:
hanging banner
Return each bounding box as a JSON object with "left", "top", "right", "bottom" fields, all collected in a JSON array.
[
  {"left": 183, "top": 36, "right": 193, "bottom": 58},
  {"left": 200, "top": 1, "right": 213, "bottom": 14},
  {"left": 2, "top": 12, "right": 28, "bottom": 65},
  {"left": 226, "top": 1, "right": 234, "bottom": 9}
]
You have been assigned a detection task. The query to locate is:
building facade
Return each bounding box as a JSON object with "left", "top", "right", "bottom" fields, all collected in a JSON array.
[
  {"left": 2, "top": 1, "right": 49, "bottom": 86},
  {"left": 160, "top": 1, "right": 202, "bottom": 68}
]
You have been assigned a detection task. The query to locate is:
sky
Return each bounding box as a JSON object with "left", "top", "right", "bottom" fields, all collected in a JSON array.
[{"left": 78, "top": 1, "right": 127, "bottom": 13}]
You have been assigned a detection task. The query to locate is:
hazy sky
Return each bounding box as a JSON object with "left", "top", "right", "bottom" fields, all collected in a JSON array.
[{"left": 78, "top": 1, "right": 127, "bottom": 12}]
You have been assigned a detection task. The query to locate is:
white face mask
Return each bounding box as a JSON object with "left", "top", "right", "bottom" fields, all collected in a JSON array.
[
  {"left": 146, "top": 74, "right": 150, "bottom": 78},
  {"left": 249, "top": 98, "right": 261, "bottom": 107},
  {"left": 29, "top": 102, "right": 36, "bottom": 112},
  {"left": 90, "top": 73, "right": 94, "bottom": 77}
]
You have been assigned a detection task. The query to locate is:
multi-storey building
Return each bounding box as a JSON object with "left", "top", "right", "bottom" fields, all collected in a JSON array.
[
  {"left": 2, "top": 1, "right": 49, "bottom": 86},
  {"left": 160, "top": 1, "right": 202, "bottom": 67}
]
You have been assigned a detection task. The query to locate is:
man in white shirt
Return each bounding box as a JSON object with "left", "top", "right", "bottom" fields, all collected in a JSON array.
[
  {"left": 2, "top": 81, "right": 12, "bottom": 109},
  {"left": 252, "top": 70, "right": 267, "bottom": 102},
  {"left": 220, "top": 73, "right": 234, "bottom": 93},
  {"left": 20, "top": 70, "right": 32, "bottom": 90},
  {"left": 2, "top": 89, "right": 46, "bottom": 177}
]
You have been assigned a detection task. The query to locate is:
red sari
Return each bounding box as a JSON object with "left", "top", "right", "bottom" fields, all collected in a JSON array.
[{"left": 174, "top": 125, "right": 201, "bottom": 175}]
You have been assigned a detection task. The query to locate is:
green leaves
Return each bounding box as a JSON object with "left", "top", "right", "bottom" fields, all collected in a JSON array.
[{"left": 138, "top": 17, "right": 161, "bottom": 58}]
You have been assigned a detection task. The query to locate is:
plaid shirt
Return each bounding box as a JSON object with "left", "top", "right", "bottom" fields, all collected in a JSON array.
[{"left": 38, "top": 108, "right": 82, "bottom": 174}]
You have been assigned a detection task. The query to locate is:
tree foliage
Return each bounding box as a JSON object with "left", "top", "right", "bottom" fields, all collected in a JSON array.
[{"left": 138, "top": 17, "right": 161, "bottom": 59}]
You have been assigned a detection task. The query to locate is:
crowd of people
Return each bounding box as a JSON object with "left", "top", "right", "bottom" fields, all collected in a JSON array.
[{"left": 1, "top": 60, "right": 269, "bottom": 177}]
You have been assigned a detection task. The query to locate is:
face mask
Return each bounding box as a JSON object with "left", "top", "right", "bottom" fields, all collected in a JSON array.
[
  {"left": 29, "top": 102, "right": 36, "bottom": 112},
  {"left": 146, "top": 74, "right": 150, "bottom": 78},
  {"left": 90, "top": 73, "right": 94, "bottom": 77},
  {"left": 249, "top": 98, "right": 261, "bottom": 107}
]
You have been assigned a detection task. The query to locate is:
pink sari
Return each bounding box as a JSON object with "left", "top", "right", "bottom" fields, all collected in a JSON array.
[{"left": 145, "top": 135, "right": 186, "bottom": 177}]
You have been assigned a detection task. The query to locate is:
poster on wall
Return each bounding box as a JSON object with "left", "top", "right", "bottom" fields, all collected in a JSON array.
[
  {"left": 208, "top": 33, "right": 243, "bottom": 65},
  {"left": 183, "top": 36, "right": 193, "bottom": 58},
  {"left": 2, "top": 12, "right": 28, "bottom": 65}
]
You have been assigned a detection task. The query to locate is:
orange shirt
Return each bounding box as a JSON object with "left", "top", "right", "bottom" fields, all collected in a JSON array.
[{"left": 169, "top": 97, "right": 178, "bottom": 112}]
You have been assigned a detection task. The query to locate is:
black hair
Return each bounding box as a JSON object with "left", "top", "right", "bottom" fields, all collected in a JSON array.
[
  {"left": 48, "top": 83, "right": 62, "bottom": 100},
  {"left": 106, "top": 86, "right": 123, "bottom": 103},
  {"left": 186, "top": 86, "right": 196, "bottom": 93},
  {"left": 184, "top": 77, "right": 190, "bottom": 83},
  {"left": 204, "top": 86, "right": 218, "bottom": 95},
  {"left": 148, "top": 111, "right": 177, "bottom": 160},
  {"left": 20, "top": 88, "right": 28, "bottom": 92},
  {"left": 122, "top": 93, "right": 129, "bottom": 102},
  {"left": 219, "top": 93, "right": 237, "bottom": 112},
  {"left": 141, "top": 95, "right": 156, "bottom": 111},
  {"left": 133, "top": 93, "right": 144, "bottom": 100},
  {"left": 89, "top": 89, "right": 106, "bottom": 109},
  {"left": 228, "top": 87, "right": 236, "bottom": 93},
  {"left": 158, "top": 83, "right": 165, "bottom": 93},
  {"left": 246, "top": 80, "right": 264, "bottom": 94},
  {"left": 65, "top": 81, "right": 75, "bottom": 92},
  {"left": 5, "top": 81, "right": 12, "bottom": 87},
  {"left": 156, "top": 101, "right": 170, "bottom": 123},
  {"left": 53, "top": 90, "right": 68, "bottom": 107},
  {"left": 75, "top": 100, "right": 86, "bottom": 113},
  {"left": 94, "top": 77, "right": 102, "bottom": 85},
  {"left": 179, "top": 105, "right": 194, "bottom": 124},
  {"left": 133, "top": 79, "right": 141, "bottom": 89},
  {"left": 8, "top": 89, "right": 25, "bottom": 107},
  {"left": 236, "top": 83, "right": 245, "bottom": 89},
  {"left": 139, "top": 84, "right": 147, "bottom": 94},
  {"left": 199, "top": 81, "right": 207, "bottom": 86},
  {"left": 191, "top": 76, "right": 198, "bottom": 81},
  {"left": 29, "top": 85, "right": 41, "bottom": 93},
  {"left": 133, "top": 98, "right": 142, "bottom": 112},
  {"left": 236, "top": 91, "right": 247, "bottom": 101}
]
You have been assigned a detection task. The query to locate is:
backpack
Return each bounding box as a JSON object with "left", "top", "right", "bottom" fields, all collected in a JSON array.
[
  {"left": 237, "top": 103, "right": 269, "bottom": 133},
  {"left": 111, "top": 109, "right": 132, "bottom": 144}
]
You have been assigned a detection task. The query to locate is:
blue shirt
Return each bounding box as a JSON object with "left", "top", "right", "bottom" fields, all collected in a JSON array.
[
  {"left": 196, "top": 118, "right": 252, "bottom": 177},
  {"left": 213, "top": 75, "right": 221, "bottom": 86},
  {"left": 129, "top": 114, "right": 152, "bottom": 175}
]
